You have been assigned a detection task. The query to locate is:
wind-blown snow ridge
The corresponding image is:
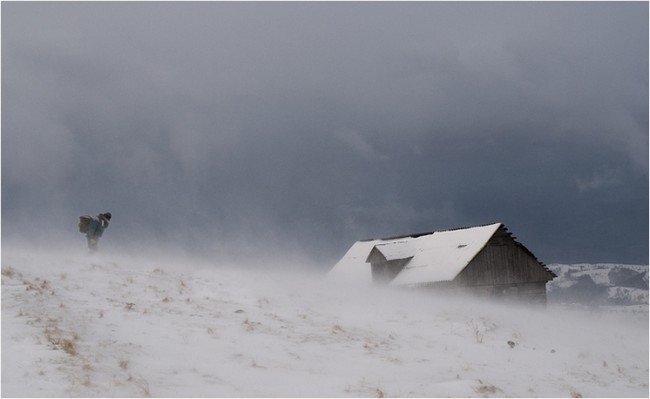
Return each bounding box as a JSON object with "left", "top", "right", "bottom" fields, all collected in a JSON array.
[{"left": 2, "top": 248, "right": 648, "bottom": 397}]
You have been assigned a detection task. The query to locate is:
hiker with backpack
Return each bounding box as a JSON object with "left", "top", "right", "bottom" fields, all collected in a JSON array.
[{"left": 78, "top": 212, "right": 112, "bottom": 251}]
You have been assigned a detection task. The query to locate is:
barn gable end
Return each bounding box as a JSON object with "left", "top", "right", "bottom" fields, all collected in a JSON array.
[
  {"left": 452, "top": 225, "right": 556, "bottom": 303},
  {"left": 455, "top": 225, "right": 555, "bottom": 286}
]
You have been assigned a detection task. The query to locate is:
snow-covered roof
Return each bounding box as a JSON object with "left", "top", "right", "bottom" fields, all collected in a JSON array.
[
  {"left": 327, "top": 239, "right": 378, "bottom": 284},
  {"left": 328, "top": 223, "right": 502, "bottom": 286},
  {"left": 369, "top": 241, "right": 414, "bottom": 262}
]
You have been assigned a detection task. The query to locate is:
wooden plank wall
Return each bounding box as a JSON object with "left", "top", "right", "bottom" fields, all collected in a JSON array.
[{"left": 456, "top": 227, "right": 554, "bottom": 287}]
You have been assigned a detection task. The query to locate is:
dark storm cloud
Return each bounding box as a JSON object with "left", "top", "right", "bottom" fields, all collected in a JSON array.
[{"left": 2, "top": 2, "right": 648, "bottom": 264}]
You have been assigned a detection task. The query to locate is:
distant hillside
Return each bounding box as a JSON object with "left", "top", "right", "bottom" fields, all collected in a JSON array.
[{"left": 546, "top": 264, "right": 648, "bottom": 309}]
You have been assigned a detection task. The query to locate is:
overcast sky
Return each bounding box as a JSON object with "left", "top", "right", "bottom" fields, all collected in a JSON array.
[{"left": 2, "top": 2, "right": 648, "bottom": 265}]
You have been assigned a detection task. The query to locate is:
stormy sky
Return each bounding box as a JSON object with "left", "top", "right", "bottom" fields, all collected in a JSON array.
[{"left": 2, "top": 2, "right": 648, "bottom": 265}]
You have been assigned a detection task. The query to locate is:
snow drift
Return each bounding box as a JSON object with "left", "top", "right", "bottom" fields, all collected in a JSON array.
[{"left": 2, "top": 246, "right": 648, "bottom": 397}]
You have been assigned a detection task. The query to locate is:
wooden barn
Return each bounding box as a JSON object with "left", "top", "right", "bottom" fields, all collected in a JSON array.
[{"left": 328, "top": 223, "right": 556, "bottom": 303}]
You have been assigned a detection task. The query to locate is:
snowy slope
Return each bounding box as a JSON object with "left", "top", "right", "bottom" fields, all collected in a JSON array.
[{"left": 2, "top": 247, "right": 648, "bottom": 397}]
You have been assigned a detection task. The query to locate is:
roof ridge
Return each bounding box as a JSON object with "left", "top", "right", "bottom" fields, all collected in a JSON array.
[{"left": 359, "top": 222, "right": 502, "bottom": 242}]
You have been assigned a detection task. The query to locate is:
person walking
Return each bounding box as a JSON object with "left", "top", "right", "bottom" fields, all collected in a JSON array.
[{"left": 79, "top": 212, "right": 111, "bottom": 251}]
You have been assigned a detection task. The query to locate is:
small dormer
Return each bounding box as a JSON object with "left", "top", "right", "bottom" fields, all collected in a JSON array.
[{"left": 366, "top": 241, "right": 414, "bottom": 284}]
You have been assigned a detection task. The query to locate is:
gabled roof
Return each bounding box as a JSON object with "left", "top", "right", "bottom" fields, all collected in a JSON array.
[
  {"left": 366, "top": 241, "right": 414, "bottom": 262},
  {"left": 328, "top": 223, "right": 502, "bottom": 286}
]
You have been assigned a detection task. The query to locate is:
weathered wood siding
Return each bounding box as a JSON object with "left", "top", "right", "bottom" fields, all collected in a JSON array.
[{"left": 455, "top": 226, "right": 554, "bottom": 287}]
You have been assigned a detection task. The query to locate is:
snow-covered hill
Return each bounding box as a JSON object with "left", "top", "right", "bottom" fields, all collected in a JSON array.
[
  {"left": 2, "top": 247, "right": 648, "bottom": 397},
  {"left": 547, "top": 264, "right": 649, "bottom": 311}
]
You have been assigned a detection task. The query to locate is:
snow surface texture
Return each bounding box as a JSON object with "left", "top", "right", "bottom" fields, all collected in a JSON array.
[{"left": 2, "top": 247, "right": 648, "bottom": 397}]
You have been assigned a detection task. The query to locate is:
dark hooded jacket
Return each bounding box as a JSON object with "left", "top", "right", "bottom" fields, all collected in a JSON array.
[{"left": 86, "top": 214, "right": 110, "bottom": 240}]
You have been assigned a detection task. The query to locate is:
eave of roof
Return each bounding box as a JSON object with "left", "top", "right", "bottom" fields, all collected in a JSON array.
[{"left": 498, "top": 226, "right": 556, "bottom": 279}]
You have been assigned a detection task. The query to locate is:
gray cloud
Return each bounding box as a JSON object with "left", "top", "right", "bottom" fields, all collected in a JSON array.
[{"left": 2, "top": 2, "right": 647, "bottom": 265}]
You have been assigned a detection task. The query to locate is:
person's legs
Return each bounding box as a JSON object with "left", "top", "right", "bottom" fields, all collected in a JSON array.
[
  {"left": 86, "top": 219, "right": 99, "bottom": 251},
  {"left": 87, "top": 237, "right": 98, "bottom": 251}
]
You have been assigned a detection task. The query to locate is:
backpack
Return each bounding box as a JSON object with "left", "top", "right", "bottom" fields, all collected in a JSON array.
[{"left": 78, "top": 215, "right": 93, "bottom": 233}]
